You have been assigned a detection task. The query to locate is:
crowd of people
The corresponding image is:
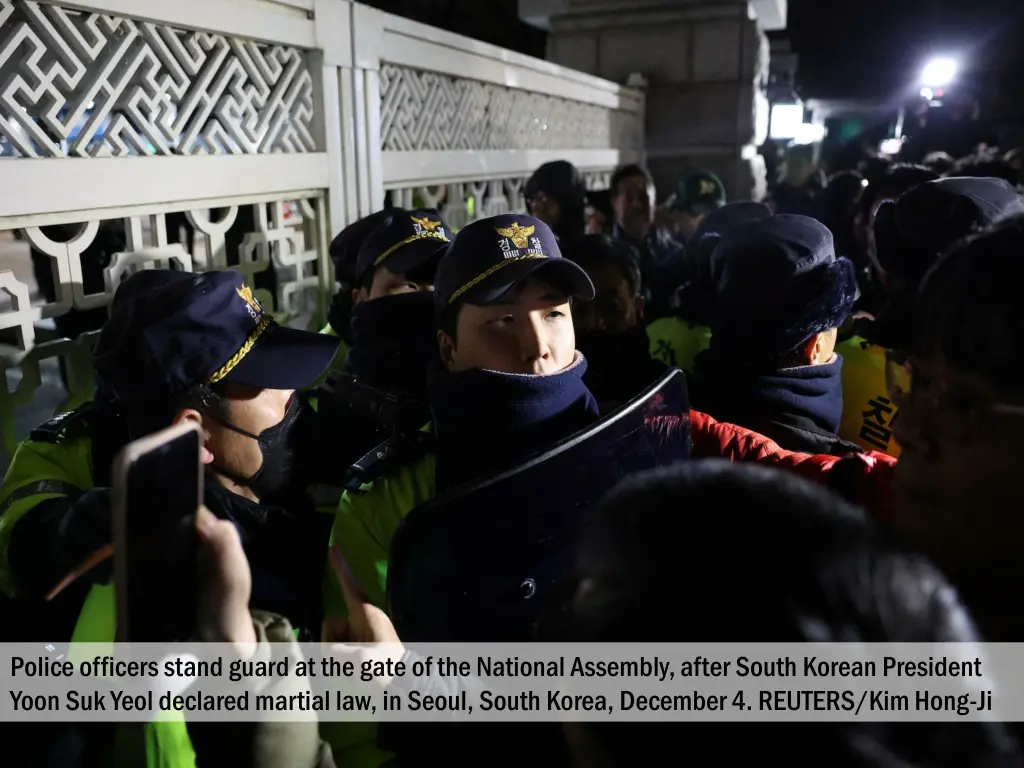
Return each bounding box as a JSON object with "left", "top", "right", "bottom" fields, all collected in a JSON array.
[{"left": 2, "top": 134, "right": 1024, "bottom": 767}]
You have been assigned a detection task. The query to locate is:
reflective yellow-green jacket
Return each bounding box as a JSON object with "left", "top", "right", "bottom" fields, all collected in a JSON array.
[
  {"left": 0, "top": 420, "right": 195, "bottom": 768},
  {"left": 646, "top": 318, "right": 711, "bottom": 373},
  {"left": 0, "top": 417, "right": 93, "bottom": 598},
  {"left": 837, "top": 335, "right": 903, "bottom": 458},
  {"left": 321, "top": 450, "right": 437, "bottom": 768}
]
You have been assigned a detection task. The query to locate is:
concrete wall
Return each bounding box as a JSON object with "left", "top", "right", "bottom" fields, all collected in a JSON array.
[{"left": 542, "top": 0, "right": 772, "bottom": 201}]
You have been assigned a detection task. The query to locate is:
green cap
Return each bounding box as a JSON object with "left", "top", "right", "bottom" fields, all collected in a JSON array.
[{"left": 669, "top": 171, "right": 726, "bottom": 214}]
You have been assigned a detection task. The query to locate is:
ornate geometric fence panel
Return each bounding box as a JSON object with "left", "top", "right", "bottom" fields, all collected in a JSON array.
[
  {"left": 379, "top": 64, "right": 641, "bottom": 153},
  {"left": 0, "top": 0, "right": 316, "bottom": 158},
  {"left": 390, "top": 178, "right": 530, "bottom": 232},
  {"left": 0, "top": 193, "right": 326, "bottom": 466}
]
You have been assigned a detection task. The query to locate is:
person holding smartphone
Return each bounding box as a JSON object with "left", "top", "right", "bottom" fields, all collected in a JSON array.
[{"left": 0, "top": 269, "right": 339, "bottom": 645}]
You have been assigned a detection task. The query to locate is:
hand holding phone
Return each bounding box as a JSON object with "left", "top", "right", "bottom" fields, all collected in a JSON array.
[
  {"left": 195, "top": 506, "right": 256, "bottom": 655},
  {"left": 112, "top": 422, "right": 203, "bottom": 643}
]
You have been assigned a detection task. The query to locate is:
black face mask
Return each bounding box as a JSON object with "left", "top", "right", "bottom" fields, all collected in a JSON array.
[{"left": 211, "top": 396, "right": 304, "bottom": 500}]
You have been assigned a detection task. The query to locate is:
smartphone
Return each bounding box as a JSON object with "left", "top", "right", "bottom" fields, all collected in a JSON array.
[{"left": 112, "top": 422, "right": 203, "bottom": 643}]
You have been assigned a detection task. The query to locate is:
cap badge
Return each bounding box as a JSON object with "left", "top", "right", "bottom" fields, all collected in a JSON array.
[
  {"left": 411, "top": 215, "right": 443, "bottom": 232},
  {"left": 699, "top": 179, "right": 718, "bottom": 196},
  {"left": 495, "top": 222, "right": 536, "bottom": 249},
  {"left": 236, "top": 283, "right": 263, "bottom": 320}
]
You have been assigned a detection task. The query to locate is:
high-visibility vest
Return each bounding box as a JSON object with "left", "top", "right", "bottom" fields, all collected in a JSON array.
[
  {"left": 646, "top": 318, "right": 711, "bottom": 373},
  {"left": 837, "top": 335, "right": 903, "bottom": 458},
  {"left": 70, "top": 584, "right": 197, "bottom": 768},
  {"left": 320, "top": 450, "right": 436, "bottom": 768}
]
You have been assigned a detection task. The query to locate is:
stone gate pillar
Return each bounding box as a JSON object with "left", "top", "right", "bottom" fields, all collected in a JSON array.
[{"left": 522, "top": 0, "right": 786, "bottom": 202}]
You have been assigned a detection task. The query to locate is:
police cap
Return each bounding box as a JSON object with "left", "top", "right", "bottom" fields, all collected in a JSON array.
[{"left": 92, "top": 269, "right": 340, "bottom": 404}]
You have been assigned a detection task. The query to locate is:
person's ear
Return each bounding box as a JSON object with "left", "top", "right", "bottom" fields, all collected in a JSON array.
[
  {"left": 802, "top": 334, "right": 820, "bottom": 365},
  {"left": 351, "top": 286, "right": 369, "bottom": 306},
  {"left": 437, "top": 330, "right": 457, "bottom": 370},
  {"left": 634, "top": 295, "right": 645, "bottom": 322},
  {"left": 174, "top": 409, "right": 215, "bottom": 465},
  {"left": 803, "top": 332, "right": 835, "bottom": 366}
]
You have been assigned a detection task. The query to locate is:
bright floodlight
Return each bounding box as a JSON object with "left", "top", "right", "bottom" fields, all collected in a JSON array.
[
  {"left": 921, "top": 57, "right": 957, "bottom": 88},
  {"left": 770, "top": 104, "right": 803, "bottom": 140},
  {"left": 919, "top": 86, "right": 934, "bottom": 100}
]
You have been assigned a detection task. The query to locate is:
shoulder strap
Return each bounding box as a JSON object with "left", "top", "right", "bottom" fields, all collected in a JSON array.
[
  {"left": 320, "top": 371, "right": 431, "bottom": 436},
  {"left": 340, "top": 430, "right": 434, "bottom": 491},
  {"left": 29, "top": 405, "right": 94, "bottom": 444}
]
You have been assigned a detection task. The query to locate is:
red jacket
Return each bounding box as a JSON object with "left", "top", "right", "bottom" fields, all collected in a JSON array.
[{"left": 687, "top": 409, "right": 896, "bottom": 520}]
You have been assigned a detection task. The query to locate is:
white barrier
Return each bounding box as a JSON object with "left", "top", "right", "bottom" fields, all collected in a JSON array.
[{"left": 0, "top": 0, "right": 643, "bottom": 463}]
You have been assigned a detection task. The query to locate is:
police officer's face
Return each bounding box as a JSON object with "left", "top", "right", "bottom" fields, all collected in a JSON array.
[
  {"left": 572, "top": 263, "right": 641, "bottom": 335},
  {"left": 612, "top": 175, "right": 655, "bottom": 238},
  {"left": 892, "top": 352, "right": 1024, "bottom": 612},
  {"left": 200, "top": 384, "right": 296, "bottom": 500},
  {"left": 440, "top": 277, "right": 575, "bottom": 376},
  {"left": 355, "top": 266, "right": 434, "bottom": 304}
]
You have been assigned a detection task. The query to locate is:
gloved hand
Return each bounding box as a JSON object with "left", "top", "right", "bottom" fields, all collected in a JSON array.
[{"left": 54, "top": 487, "right": 114, "bottom": 586}]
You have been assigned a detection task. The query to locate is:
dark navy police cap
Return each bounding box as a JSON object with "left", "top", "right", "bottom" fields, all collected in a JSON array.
[
  {"left": 329, "top": 208, "right": 392, "bottom": 283},
  {"left": 434, "top": 214, "right": 595, "bottom": 313},
  {"left": 355, "top": 209, "right": 451, "bottom": 284},
  {"left": 92, "top": 269, "right": 340, "bottom": 405}
]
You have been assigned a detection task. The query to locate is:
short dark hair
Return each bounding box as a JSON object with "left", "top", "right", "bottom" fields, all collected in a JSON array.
[
  {"left": 436, "top": 275, "right": 570, "bottom": 346},
  {"left": 916, "top": 213, "right": 1024, "bottom": 393},
  {"left": 609, "top": 164, "right": 653, "bottom": 198},
  {"left": 560, "top": 234, "right": 641, "bottom": 297},
  {"left": 561, "top": 461, "right": 1019, "bottom": 765}
]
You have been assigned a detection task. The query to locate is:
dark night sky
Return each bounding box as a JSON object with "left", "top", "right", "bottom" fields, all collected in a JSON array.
[
  {"left": 371, "top": 0, "right": 1024, "bottom": 121},
  {"left": 786, "top": 0, "right": 1024, "bottom": 100}
]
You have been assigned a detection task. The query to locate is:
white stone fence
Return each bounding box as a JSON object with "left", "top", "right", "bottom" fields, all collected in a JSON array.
[{"left": 0, "top": 0, "right": 643, "bottom": 462}]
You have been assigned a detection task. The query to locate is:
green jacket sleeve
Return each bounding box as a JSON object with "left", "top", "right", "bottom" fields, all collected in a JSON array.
[
  {"left": 325, "top": 452, "right": 437, "bottom": 619},
  {"left": 0, "top": 436, "right": 93, "bottom": 598}
]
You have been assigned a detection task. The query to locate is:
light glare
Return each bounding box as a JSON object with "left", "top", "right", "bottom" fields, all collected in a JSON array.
[
  {"left": 769, "top": 104, "right": 803, "bottom": 140},
  {"left": 921, "top": 57, "right": 957, "bottom": 88},
  {"left": 879, "top": 138, "right": 904, "bottom": 156}
]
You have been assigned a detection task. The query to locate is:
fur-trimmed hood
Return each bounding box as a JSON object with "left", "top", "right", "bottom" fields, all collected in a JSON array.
[{"left": 710, "top": 214, "right": 858, "bottom": 362}]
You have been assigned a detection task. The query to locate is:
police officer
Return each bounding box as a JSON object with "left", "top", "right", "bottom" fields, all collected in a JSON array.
[
  {"left": 322, "top": 209, "right": 393, "bottom": 368},
  {"left": 0, "top": 269, "right": 339, "bottom": 637},
  {"left": 326, "top": 213, "right": 899, "bottom": 616},
  {"left": 326, "top": 215, "right": 901, "bottom": 766},
  {"left": 311, "top": 209, "right": 451, "bottom": 488},
  {"left": 0, "top": 269, "right": 339, "bottom": 767},
  {"left": 340, "top": 208, "right": 449, "bottom": 395},
  {"left": 838, "top": 177, "right": 1024, "bottom": 458}
]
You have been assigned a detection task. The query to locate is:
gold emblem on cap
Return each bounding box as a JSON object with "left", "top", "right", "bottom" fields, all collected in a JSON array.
[
  {"left": 699, "top": 180, "right": 718, "bottom": 196},
  {"left": 411, "top": 215, "right": 442, "bottom": 232},
  {"left": 495, "top": 222, "right": 536, "bottom": 249},
  {"left": 236, "top": 284, "right": 262, "bottom": 314}
]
